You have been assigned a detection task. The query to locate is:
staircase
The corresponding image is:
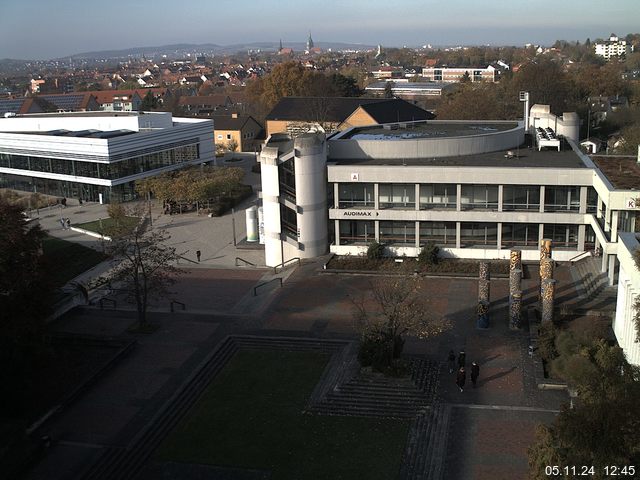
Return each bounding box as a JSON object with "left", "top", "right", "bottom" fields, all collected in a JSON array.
[{"left": 569, "top": 256, "right": 617, "bottom": 316}]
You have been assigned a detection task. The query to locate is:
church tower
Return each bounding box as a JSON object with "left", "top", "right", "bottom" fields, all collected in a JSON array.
[{"left": 306, "top": 33, "right": 314, "bottom": 54}]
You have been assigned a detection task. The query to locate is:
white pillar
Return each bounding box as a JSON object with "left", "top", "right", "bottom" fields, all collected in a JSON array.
[
  {"left": 539, "top": 186, "right": 545, "bottom": 213},
  {"left": 608, "top": 254, "right": 616, "bottom": 286}
]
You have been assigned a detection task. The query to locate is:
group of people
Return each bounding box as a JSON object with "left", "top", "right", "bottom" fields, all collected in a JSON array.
[
  {"left": 60, "top": 217, "right": 71, "bottom": 229},
  {"left": 447, "top": 350, "right": 480, "bottom": 392}
]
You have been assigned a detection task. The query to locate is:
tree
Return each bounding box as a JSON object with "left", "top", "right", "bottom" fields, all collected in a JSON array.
[
  {"left": 226, "top": 138, "right": 238, "bottom": 152},
  {"left": 0, "top": 198, "right": 50, "bottom": 415},
  {"left": 100, "top": 218, "right": 181, "bottom": 329},
  {"left": 528, "top": 340, "right": 640, "bottom": 477},
  {"left": 352, "top": 277, "right": 450, "bottom": 372},
  {"left": 139, "top": 90, "right": 159, "bottom": 111},
  {"left": 418, "top": 242, "right": 439, "bottom": 265},
  {"left": 460, "top": 71, "right": 471, "bottom": 83},
  {"left": 384, "top": 81, "right": 394, "bottom": 98},
  {"left": 366, "top": 240, "right": 385, "bottom": 260}
]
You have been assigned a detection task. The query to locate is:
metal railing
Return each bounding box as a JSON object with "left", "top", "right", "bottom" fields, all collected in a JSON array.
[
  {"left": 170, "top": 300, "right": 186, "bottom": 312},
  {"left": 569, "top": 250, "right": 593, "bottom": 263},
  {"left": 253, "top": 277, "right": 283, "bottom": 296},
  {"left": 99, "top": 298, "right": 116, "bottom": 310},
  {"left": 273, "top": 257, "right": 301, "bottom": 274},
  {"left": 235, "top": 257, "right": 257, "bottom": 267}
]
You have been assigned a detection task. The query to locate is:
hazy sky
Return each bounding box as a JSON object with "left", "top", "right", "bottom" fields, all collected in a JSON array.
[{"left": 0, "top": 0, "right": 638, "bottom": 59}]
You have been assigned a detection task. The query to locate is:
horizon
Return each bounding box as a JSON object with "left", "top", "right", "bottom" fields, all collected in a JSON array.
[{"left": 0, "top": 0, "right": 639, "bottom": 60}]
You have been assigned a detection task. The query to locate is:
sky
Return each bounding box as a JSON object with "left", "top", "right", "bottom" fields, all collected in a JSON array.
[{"left": 0, "top": 0, "right": 639, "bottom": 59}]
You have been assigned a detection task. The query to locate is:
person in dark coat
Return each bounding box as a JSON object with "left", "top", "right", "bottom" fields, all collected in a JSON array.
[
  {"left": 458, "top": 350, "right": 466, "bottom": 368},
  {"left": 471, "top": 362, "right": 480, "bottom": 388},
  {"left": 456, "top": 367, "right": 466, "bottom": 392},
  {"left": 196, "top": 250, "right": 201, "bottom": 262},
  {"left": 447, "top": 350, "right": 456, "bottom": 373}
]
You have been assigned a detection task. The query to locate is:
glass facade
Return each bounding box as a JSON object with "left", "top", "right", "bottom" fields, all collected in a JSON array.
[
  {"left": 544, "top": 224, "right": 578, "bottom": 248},
  {"left": 419, "top": 184, "right": 456, "bottom": 209},
  {"left": 280, "top": 204, "right": 298, "bottom": 240},
  {"left": 0, "top": 143, "right": 199, "bottom": 181},
  {"left": 379, "top": 183, "right": 415, "bottom": 209},
  {"left": 379, "top": 221, "right": 415, "bottom": 245},
  {"left": 278, "top": 158, "right": 296, "bottom": 203},
  {"left": 502, "top": 185, "right": 540, "bottom": 211},
  {"left": 338, "top": 183, "right": 374, "bottom": 208},
  {"left": 460, "top": 222, "right": 498, "bottom": 247},
  {"left": 339, "top": 220, "right": 375, "bottom": 245},
  {"left": 460, "top": 185, "right": 499, "bottom": 210},
  {"left": 419, "top": 221, "right": 456, "bottom": 245},
  {"left": 501, "top": 223, "right": 539, "bottom": 247},
  {"left": 544, "top": 186, "right": 580, "bottom": 212}
]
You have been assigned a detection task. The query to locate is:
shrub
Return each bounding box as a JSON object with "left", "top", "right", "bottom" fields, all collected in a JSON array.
[
  {"left": 358, "top": 329, "right": 405, "bottom": 373},
  {"left": 537, "top": 322, "right": 558, "bottom": 363},
  {"left": 418, "top": 242, "right": 440, "bottom": 265},
  {"left": 366, "top": 241, "right": 385, "bottom": 260}
]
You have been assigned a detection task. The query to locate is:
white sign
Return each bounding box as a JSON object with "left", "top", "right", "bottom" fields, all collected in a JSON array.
[
  {"left": 350, "top": 172, "right": 359, "bottom": 181},
  {"left": 627, "top": 198, "right": 637, "bottom": 209}
]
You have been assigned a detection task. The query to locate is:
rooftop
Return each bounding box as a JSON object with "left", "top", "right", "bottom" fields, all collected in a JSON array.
[
  {"left": 329, "top": 142, "right": 587, "bottom": 169},
  {"left": 339, "top": 121, "right": 518, "bottom": 141},
  {"left": 592, "top": 156, "right": 640, "bottom": 190}
]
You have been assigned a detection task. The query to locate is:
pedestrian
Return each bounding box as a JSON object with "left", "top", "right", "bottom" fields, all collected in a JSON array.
[
  {"left": 458, "top": 350, "right": 466, "bottom": 368},
  {"left": 196, "top": 250, "right": 201, "bottom": 262},
  {"left": 60, "top": 218, "right": 66, "bottom": 229},
  {"left": 61, "top": 197, "right": 67, "bottom": 207},
  {"left": 471, "top": 362, "right": 480, "bottom": 388},
  {"left": 66, "top": 218, "right": 71, "bottom": 229},
  {"left": 447, "top": 350, "right": 456, "bottom": 373},
  {"left": 456, "top": 367, "right": 466, "bottom": 392}
]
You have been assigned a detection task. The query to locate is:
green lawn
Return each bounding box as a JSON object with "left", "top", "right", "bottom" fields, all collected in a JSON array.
[
  {"left": 156, "top": 349, "right": 410, "bottom": 480},
  {"left": 42, "top": 236, "right": 107, "bottom": 287},
  {"left": 75, "top": 216, "right": 139, "bottom": 235}
]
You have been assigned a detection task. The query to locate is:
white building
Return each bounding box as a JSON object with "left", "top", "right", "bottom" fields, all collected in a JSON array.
[
  {"left": 614, "top": 232, "right": 640, "bottom": 366},
  {"left": 259, "top": 104, "right": 640, "bottom": 363},
  {"left": 0, "top": 111, "right": 214, "bottom": 203},
  {"left": 421, "top": 66, "right": 496, "bottom": 83},
  {"left": 594, "top": 34, "right": 633, "bottom": 60}
]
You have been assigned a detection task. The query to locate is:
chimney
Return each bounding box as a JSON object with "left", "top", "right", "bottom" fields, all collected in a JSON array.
[{"left": 232, "top": 112, "right": 238, "bottom": 119}]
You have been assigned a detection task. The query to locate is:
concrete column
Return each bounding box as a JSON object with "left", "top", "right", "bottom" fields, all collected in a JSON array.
[
  {"left": 577, "top": 224, "right": 586, "bottom": 251},
  {"left": 456, "top": 184, "right": 462, "bottom": 212},
  {"left": 333, "top": 183, "right": 339, "bottom": 209},
  {"left": 374, "top": 183, "right": 379, "bottom": 210},
  {"left": 498, "top": 185, "right": 503, "bottom": 212},
  {"left": 415, "top": 184, "right": 420, "bottom": 211},
  {"left": 579, "top": 186, "right": 587, "bottom": 214},
  {"left": 608, "top": 254, "right": 616, "bottom": 286},
  {"left": 415, "top": 221, "right": 420, "bottom": 248},
  {"left": 538, "top": 223, "right": 545, "bottom": 243},
  {"left": 456, "top": 221, "right": 461, "bottom": 248},
  {"left": 510, "top": 268, "right": 522, "bottom": 296},
  {"left": 541, "top": 279, "right": 556, "bottom": 323},
  {"left": 334, "top": 219, "right": 340, "bottom": 246},
  {"left": 539, "top": 185, "right": 545, "bottom": 213},
  {"left": 597, "top": 197, "right": 603, "bottom": 219},
  {"left": 601, "top": 250, "right": 608, "bottom": 273},
  {"left": 496, "top": 223, "right": 502, "bottom": 250},
  {"left": 611, "top": 210, "right": 619, "bottom": 242},
  {"left": 479, "top": 262, "right": 490, "bottom": 281},
  {"left": 477, "top": 300, "right": 490, "bottom": 329},
  {"left": 604, "top": 205, "right": 611, "bottom": 232},
  {"left": 375, "top": 220, "right": 380, "bottom": 242},
  {"left": 509, "top": 291, "right": 522, "bottom": 329}
]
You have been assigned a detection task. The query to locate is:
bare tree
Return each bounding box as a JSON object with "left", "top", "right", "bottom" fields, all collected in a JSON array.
[
  {"left": 352, "top": 276, "right": 450, "bottom": 371},
  {"left": 99, "top": 210, "right": 181, "bottom": 329}
]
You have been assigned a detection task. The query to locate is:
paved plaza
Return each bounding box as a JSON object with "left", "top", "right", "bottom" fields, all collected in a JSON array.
[{"left": 24, "top": 177, "right": 577, "bottom": 479}]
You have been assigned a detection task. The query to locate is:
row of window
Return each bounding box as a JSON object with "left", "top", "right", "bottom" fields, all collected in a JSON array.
[
  {"left": 337, "top": 183, "right": 597, "bottom": 212},
  {"left": 0, "top": 144, "right": 200, "bottom": 180},
  {"left": 337, "top": 220, "right": 589, "bottom": 249}
]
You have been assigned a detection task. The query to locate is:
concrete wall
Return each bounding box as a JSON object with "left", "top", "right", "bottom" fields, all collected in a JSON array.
[{"left": 613, "top": 232, "right": 640, "bottom": 366}]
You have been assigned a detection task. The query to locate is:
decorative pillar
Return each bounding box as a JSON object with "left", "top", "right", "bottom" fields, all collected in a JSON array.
[
  {"left": 540, "top": 257, "right": 554, "bottom": 282},
  {"left": 540, "top": 238, "right": 552, "bottom": 260},
  {"left": 479, "top": 261, "right": 490, "bottom": 281},
  {"left": 541, "top": 279, "right": 556, "bottom": 323},
  {"left": 510, "top": 268, "right": 522, "bottom": 296},
  {"left": 509, "top": 291, "right": 522, "bottom": 329},
  {"left": 477, "top": 300, "right": 489, "bottom": 329},
  {"left": 478, "top": 279, "right": 490, "bottom": 304},
  {"left": 509, "top": 249, "right": 522, "bottom": 273}
]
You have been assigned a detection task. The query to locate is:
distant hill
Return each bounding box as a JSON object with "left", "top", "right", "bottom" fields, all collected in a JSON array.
[{"left": 62, "top": 41, "right": 377, "bottom": 60}]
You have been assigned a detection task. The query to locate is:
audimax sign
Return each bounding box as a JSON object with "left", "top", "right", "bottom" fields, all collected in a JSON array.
[{"left": 343, "top": 211, "right": 379, "bottom": 217}]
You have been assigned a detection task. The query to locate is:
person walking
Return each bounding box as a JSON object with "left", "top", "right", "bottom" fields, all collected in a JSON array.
[
  {"left": 447, "top": 350, "right": 456, "bottom": 373},
  {"left": 471, "top": 362, "right": 480, "bottom": 388},
  {"left": 60, "top": 218, "right": 66, "bottom": 230},
  {"left": 458, "top": 350, "right": 466, "bottom": 369},
  {"left": 66, "top": 218, "right": 71, "bottom": 229},
  {"left": 196, "top": 250, "right": 201, "bottom": 262},
  {"left": 456, "top": 367, "right": 466, "bottom": 392}
]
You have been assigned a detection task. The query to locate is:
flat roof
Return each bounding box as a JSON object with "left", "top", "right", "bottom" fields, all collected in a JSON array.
[
  {"left": 329, "top": 143, "right": 587, "bottom": 169},
  {"left": 340, "top": 121, "right": 518, "bottom": 140},
  {"left": 592, "top": 156, "right": 640, "bottom": 190}
]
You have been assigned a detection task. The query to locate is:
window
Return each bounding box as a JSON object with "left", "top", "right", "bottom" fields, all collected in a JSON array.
[
  {"left": 379, "top": 183, "right": 415, "bottom": 209},
  {"left": 544, "top": 186, "right": 580, "bottom": 212},
  {"left": 419, "top": 221, "right": 456, "bottom": 245},
  {"left": 461, "top": 185, "right": 498, "bottom": 210},
  {"left": 278, "top": 158, "right": 296, "bottom": 203},
  {"left": 502, "top": 185, "right": 540, "bottom": 211},
  {"left": 338, "top": 183, "right": 374, "bottom": 208},
  {"left": 543, "top": 224, "right": 578, "bottom": 248},
  {"left": 217, "top": 134, "right": 223, "bottom": 139},
  {"left": 379, "top": 221, "right": 415, "bottom": 245},
  {"left": 419, "top": 184, "right": 456, "bottom": 209},
  {"left": 587, "top": 187, "right": 598, "bottom": 214},
  {"left": 226, "top": 134, "right": 232, "bottom": 140},
  {"left": 460, "top": 222, "right": 498, "bottom": 248},
  {"left": 501, "top": 223, "right": 539, "bottom": 247},
  {"left": 339, "top": 220, "right": 375, "bottom": 245},
  {"left": 280, "top": 204, "right": 298, "bottom": 240}
]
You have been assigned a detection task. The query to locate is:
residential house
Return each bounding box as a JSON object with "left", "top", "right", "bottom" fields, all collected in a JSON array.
[
  {"left": 212, "top": 113, "right": 263, "bottom": 152},
  {"left": 179, "top": 95, "right": 234, "bottom": 115}
]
